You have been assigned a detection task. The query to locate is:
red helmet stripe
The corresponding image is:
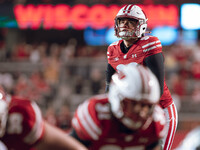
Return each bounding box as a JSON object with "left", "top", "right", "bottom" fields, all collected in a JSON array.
[
  {"left": 137, "top": 67, "right": 150, "bottom": 96},
  {"left": 123, "top": 4, "right": 134, "bottom": 14},
  {"left": 127, "top": 4, "right": 134, "bottom": 13},
  {"left": 123, "top": 5, "right": 129, "bottom": 13},
  {"left": 137, "top": 67, "right": 145, "bottom": 95}
]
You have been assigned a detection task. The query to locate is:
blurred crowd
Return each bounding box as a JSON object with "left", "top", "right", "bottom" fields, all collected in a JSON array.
[
  {"left": 0, "top": 38, "right": 200, "bottom": 130},
  {"left": 0, "top": 38, "right": 107, "bottom": 130},
  {"left": 164, "top": 43, "right": 200, "bottom": 109}
]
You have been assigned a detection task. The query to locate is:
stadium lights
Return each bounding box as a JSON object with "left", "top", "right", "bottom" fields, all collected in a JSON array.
[{"left": 181, "top": 3, "right": 200, "bottom": 30}]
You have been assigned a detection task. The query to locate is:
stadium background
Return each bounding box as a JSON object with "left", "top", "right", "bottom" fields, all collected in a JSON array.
[{"left": 0, "top": 0, "right": 200, "bottom": 149}]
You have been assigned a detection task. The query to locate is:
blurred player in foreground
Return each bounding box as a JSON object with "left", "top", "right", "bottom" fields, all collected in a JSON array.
[
  {"left": 0, "top": 88, "right": 87, "bottom": 150},
  {"left": 105, "top": 4, "right": 178, "bottom": 149},
  {"left": 70, "top": 64, "right": 167, "bottom": 150}
]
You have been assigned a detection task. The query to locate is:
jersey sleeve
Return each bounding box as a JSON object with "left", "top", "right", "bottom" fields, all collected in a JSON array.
[
  {"left": 152, "top": 105, "right": 167, "bottom": 138},
  {"left": 141, "top": 36, "right": 162, "bottom": 58},
  {"left": 8, "top": 99, "right": 45, "bottom": 146},
  {"left": 107, "top": 41, "right": 120, "bottom": 64},
  {"left": 71, "top": 99, "right": 102, "bottom": 141},
  {"left": 107, "top": 45, "right": 113, "bottom": 64}
]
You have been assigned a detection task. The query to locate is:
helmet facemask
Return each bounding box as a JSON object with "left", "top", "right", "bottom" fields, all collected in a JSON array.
[
  {"left": 119, "top": 98, "right": 155, "bottom": 130},
  {"left": 115, "top": 18, "right": 137, "bottom": 40}
]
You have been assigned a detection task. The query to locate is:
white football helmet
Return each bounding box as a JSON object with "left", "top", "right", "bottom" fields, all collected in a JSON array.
[
  {"left": 0, "top": 87, "right": 9, "bottom": 138},
  {"left": 108, "top": 64, "right": 160, "bottom": 130},
  {"left": 115, "top": 5, "right": 148, "bottom": 39}
]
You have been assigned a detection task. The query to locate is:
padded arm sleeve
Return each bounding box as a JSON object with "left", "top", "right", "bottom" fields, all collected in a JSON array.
[
  {"left": 105, "top": 63, "right": 116, "bottom": 92},
  {"left": 144, "top": 53, "right": 164, "bottom": 96}
]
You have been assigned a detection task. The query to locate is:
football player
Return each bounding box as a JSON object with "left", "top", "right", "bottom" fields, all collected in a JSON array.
[
  {"left": 105, "top": 4, "right": 178, "bottom": 150},
  {"left": 0, "top": 88, "right": 87, "bottom": 150},
  {"left": 70, "top": 64, "right": 167, "bottom": 150}
]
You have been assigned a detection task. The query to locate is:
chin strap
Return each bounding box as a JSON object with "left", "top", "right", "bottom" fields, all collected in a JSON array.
[{"left": 145, "top": 31, "right": 151, "bottom": 34}]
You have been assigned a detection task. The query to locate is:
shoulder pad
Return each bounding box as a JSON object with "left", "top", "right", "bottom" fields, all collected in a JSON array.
[
  {"left": 72, "top": 100, "right": 102, "bottom": 140},
  {"left": 140, "top": 36, "right": 162, "bottom": 53},
  {"left": 109, "top": 41, "right": 120, "bottom": 47}
]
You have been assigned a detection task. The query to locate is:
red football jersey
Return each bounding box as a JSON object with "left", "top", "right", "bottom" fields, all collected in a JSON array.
[
  {"left": 1, "top": 96, "right": 44, "bottom": 150},
  {"left": 72, "top": 94, "right": 167, "bottom": 150},
  {"left": 107, "top": 36, "right": 173, "bottom": 108}
]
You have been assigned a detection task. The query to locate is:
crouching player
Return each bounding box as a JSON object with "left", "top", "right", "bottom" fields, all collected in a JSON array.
[
  {"left": 0, "top": 87, "right": 87, "bottom": 150},
  {"left": 70, "top": 64, "right": 167, "bottom": 150}
]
